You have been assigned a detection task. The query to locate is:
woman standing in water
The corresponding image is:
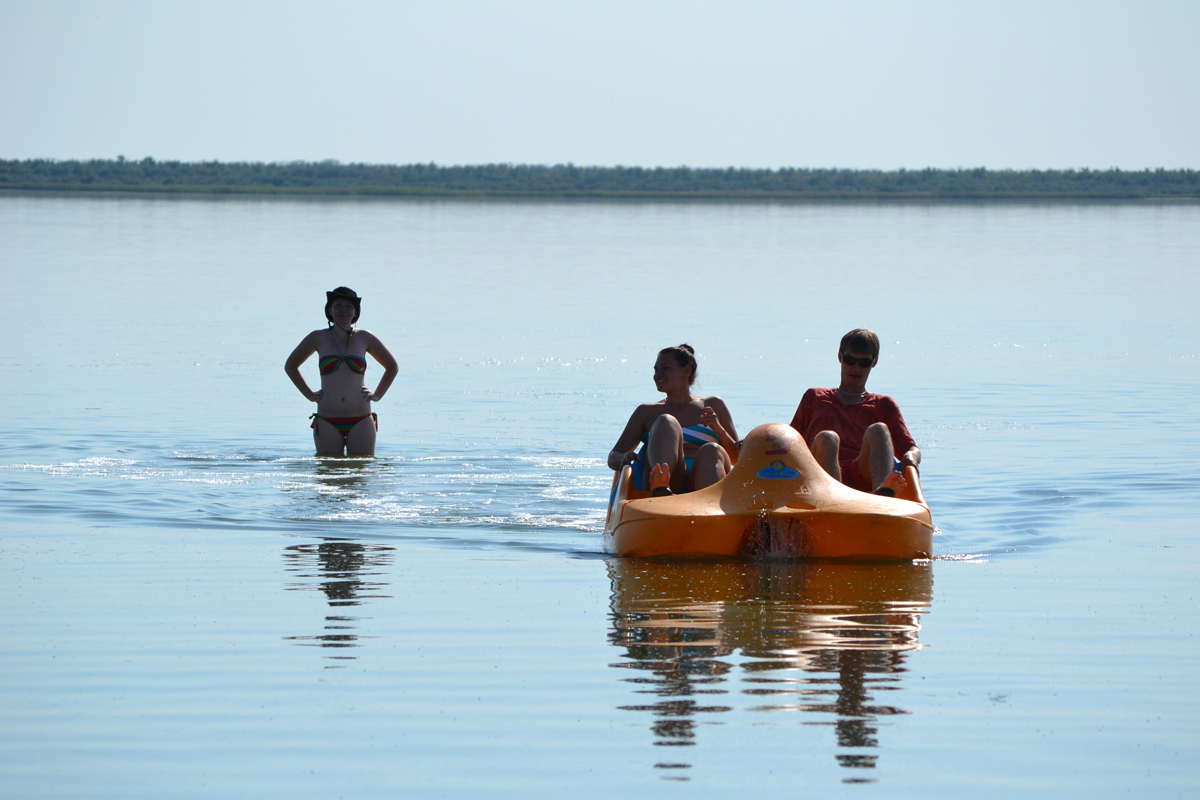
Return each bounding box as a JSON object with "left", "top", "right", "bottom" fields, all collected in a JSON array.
[
  {"left": 285, "top": 287, "right": 399, "bottom": 456},
  {"left": 608, "top": 344, "right": 739, "bottom": 495}
]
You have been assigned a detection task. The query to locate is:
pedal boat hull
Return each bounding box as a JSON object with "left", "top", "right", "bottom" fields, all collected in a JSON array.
[{"left": 603, "top": 423, "right": 933, "bottom": 560}]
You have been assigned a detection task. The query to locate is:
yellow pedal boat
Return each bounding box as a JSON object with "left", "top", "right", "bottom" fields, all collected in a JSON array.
[{"left": 603, "top": 422, "right": 933, "bottom": 560}]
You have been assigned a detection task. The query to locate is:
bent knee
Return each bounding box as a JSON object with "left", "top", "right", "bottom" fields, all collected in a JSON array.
[
  {"left": 695, "top": 442, "right": 726, "bottom": 463},
  {"left": 649, "top": 414, "right": 683, "bottom": 435},
  {"left": 812, "top": 430, "right": 840, "bottom": 453},
  {"left": 864, "top": 422, "right": 891, "bottom": 442}
]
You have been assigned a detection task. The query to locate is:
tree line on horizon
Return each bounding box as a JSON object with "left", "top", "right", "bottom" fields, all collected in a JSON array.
[{"left": 1, "top": 158, "right": 1197, "bottom": 198}]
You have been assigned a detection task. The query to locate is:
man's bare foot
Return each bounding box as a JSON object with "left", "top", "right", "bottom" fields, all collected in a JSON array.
[
  {"left": 875, "top": 470, "right": 907, "bottom": 497},
  {"left": 649, "top": 463, "right": 672, "bottom": 496}
]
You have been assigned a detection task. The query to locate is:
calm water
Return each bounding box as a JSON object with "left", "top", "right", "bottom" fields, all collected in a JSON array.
[{"left": 2, "top": 193, "right": 1198, "bottom": 796}]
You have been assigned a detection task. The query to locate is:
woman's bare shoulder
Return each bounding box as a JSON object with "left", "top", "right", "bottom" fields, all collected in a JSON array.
[
  {"left": 630, "top": 400, "right": 667, "bottom": 419},
  {"left": 299, "top": 329, "right": 329, "bottom": 346},
  {"left": 354, "top": 328, "right": 384, "bottom": 344}
]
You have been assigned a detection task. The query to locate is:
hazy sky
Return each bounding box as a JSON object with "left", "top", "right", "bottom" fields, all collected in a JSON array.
[{"left": 2, "top": 1, "right": 1196, "bottom": 169}]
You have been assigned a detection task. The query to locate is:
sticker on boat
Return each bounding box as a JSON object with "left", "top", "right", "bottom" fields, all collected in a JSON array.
[{"left": 756, "top": 460, "right": 800, "bottom": 479}]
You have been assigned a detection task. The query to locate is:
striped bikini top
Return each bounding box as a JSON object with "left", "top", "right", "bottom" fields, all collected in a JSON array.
[
  {"left": 319, "top": 328, "right": 367, "bottom": 375},
  {"left": 680, "top": 424, "right": 719, "bottom": 447},
  {"left": 641, "top": 423, "right": 719, "bottom": 446},
  {"left": 319, "top": 354, "right": 367, "bottom": 375}
]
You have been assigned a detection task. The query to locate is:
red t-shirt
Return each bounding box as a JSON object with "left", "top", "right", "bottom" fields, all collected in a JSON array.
[{"left": 790, "top": 388, "right": 917, "bottom": 471}]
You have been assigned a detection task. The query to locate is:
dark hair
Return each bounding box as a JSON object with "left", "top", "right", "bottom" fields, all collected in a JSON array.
[
  {"left": 325, "top": 287, "right": 361, "bottom": 324},
  {"left": 839, "top": 328, "right": 880, "bottom": 361},
  {"left": 659, "top": 343, "right": 697, "bottom": 385}
]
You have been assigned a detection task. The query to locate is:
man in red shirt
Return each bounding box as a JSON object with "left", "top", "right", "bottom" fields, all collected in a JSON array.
[{"left": 790, "top": 328, "right": 921, "bottom": 495}]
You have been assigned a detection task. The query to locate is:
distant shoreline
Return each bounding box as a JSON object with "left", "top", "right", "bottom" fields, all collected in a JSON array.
[{"left": 3, "top": 159, "right": 1197, "bottom": 200}]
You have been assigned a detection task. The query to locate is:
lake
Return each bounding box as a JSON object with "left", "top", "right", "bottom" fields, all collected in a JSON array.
[{"left": 1, "top": 192, "right": 1197, "bottom": 796}]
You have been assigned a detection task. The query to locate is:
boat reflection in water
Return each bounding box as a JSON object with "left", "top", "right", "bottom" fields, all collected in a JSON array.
[
  {"left": 608, "top": 559, "right": 932, "bottom": 782},
  {"left": 283, "top": 539, "right": 394, "bottom": 666}
]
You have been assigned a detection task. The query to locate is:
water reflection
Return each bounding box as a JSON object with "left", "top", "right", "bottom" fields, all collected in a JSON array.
[
  {"left": 281, "top": 457, "right": 394, "bottom": 518},
  {"left": 608, "top": 559, "right": 932, "bottom": 782},
  {"left": 283, "top": 539, "right": 394, "bottom": 666}
]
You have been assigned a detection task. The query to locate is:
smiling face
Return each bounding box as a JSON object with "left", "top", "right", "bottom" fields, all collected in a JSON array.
[
  {"left": 838, "top": 348, "right": 876, "bottom": 394},
  {"left": 328, "top": 298, "right": 357, "bottom": 328},
  {"left": 653, "top": 353, "right": 693, "bottom": 394}
]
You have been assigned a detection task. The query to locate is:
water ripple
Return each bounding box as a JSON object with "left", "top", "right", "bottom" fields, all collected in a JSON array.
[{"left": 4, "top": 443, "right": 1195, "bottom": 558}]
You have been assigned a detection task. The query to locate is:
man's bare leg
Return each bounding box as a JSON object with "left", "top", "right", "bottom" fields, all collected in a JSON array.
[
  {"left": 857, "top": 422, "right": 896, "bottom": 492},
  {"left": 878, "top": 470, "right": 907, "bottom": 495},
  {"left": 810, "top": 431, "right": 842, "bottom": 482}
]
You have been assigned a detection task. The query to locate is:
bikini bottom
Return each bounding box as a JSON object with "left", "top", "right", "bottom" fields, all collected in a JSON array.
[{"left": 311, "top": 413, "right": 378, "bottom": 436}]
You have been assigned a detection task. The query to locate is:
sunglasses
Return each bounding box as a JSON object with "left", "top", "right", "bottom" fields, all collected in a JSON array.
[{"left": 841, "top": 353, "right": 875, "bottom": 368}]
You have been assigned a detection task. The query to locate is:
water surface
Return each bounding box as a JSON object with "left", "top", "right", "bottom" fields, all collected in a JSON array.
[{"left": 1, "top": 193, "right": 1197, "bottom": 795}]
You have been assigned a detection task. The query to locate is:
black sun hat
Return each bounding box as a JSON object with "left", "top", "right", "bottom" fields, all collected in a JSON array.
[{"left": 325, "top": 287, "right": 361, "bottom": 324}]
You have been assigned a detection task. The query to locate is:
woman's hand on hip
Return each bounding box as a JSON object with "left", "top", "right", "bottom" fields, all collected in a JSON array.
[{"left": 308, "top": 389, "right": 324, "bottom": 402}]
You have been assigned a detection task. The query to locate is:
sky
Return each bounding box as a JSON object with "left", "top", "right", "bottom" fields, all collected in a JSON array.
[{"left": 1, "top": 0, "right": 1197, "bottom": 170}]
